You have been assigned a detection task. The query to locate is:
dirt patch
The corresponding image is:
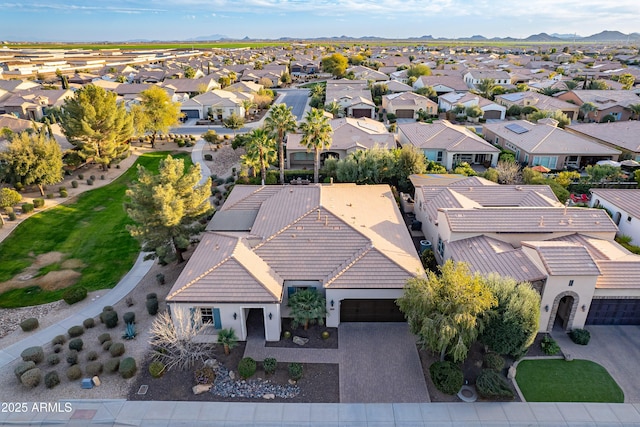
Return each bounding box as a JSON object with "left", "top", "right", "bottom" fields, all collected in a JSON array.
[
  {"left": 33, "top": 251, "right": 65, "bottom": 267},
  {"left": 36, "top": 270, "right": 82, "bottom": 291},
  {"left": 61, "top": 258, "right": 85, "bottom": 270},
  {"left": 0, "top": 251, "right": 74, "bottom": 294}
]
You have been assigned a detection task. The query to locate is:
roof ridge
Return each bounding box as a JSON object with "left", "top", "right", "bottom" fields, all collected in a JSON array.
[
  {"left": 252, "top": 205, "right": 320, "bottom": 249},
  {"left": 167, "top": 252, "right": 234, "bottom": 300},
  {"left": 324, "top": 244, "right": 373, "bottom": 287},
  {"left": 223, "top": 185, "right": 275, "bottom": 210}
]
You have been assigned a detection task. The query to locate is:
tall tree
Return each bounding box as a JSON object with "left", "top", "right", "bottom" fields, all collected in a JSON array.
[
  {"left": 244, "top": 128, "right": 277, "bottom": 185},
  {"left": 59, "top": 84, "right": 133, "bottom": 171},
  {"left": 223, "top": 112, "right": 245, "bottom": 136},
  {"left": 406, "top": 64, "right": 432, "bottom": 78},
  {"left": 475, "top": 78, "right": 497, "bottom": 100},
  {"left": 125, "top": 155, "right": 212, "bottom": 264},
  {"left": 299, "top": 108, "right": 333, "bottom": 184},
  {"left": 0, "top": 131, "right": 63, "bottom": 196},
  {"left": 324, "top": 101, "right": 343, "bottom": 118},
  {"left": 617, "top": 73, "right": 635, "bottom": 90},
  {"left": 579, "top": 102, "right": 597, "bottom": 121},
  {"left": 321, "top": 53, "right": 348, "bottom": 78},
  {"left": 264, "top": 103, "right": 297, "bottom": 185},
  {"left": 394, "top": 145, "right": 426, "bottom": 192},
  {"left": 131, "top": 86, "right": 181, "bottom": 148},
  {"left": 240, "top": 99, "right": 256, "bottom": 119},
  {"left": 628, "top": 103, "right": 640, "bottom": 120},
  {"left": 397, "top": 260, "right": 497, "bottom": 363}
]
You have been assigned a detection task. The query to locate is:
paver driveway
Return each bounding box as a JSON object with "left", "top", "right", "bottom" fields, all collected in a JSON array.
[{"left": 338, "top": 323, "right": 430, "bottom": 403}]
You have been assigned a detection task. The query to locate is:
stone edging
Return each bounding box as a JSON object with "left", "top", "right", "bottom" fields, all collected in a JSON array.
[{"left": 510, "top": 355, "right": 565, "bottom": 402}]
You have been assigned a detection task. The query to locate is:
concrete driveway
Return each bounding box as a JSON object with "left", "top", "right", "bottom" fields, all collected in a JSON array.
[
  {"left": 338, "top": 323, "right": 430, "bottom": 403},
  {"left": 552, "top": 325, "right": 640, "bottom": 403}
]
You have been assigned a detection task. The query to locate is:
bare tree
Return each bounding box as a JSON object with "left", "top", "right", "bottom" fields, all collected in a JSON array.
[
  {"left": 148, "top": 306, "right": 215, "bottom": 371},
  {"left": 494, "top": 160, "right": 521, "bottom": 184}
]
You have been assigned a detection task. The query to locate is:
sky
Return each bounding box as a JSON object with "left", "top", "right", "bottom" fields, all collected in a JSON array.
[{"left": 1, "top": 0, "right": 640, "bottom": 42}]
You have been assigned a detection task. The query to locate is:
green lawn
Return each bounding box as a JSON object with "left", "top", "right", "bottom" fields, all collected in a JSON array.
[
  {"left": 516, "top": 359, "right": 624, "bottom": 403},
  {"left": 0, "top": 152, "right": 191, "bottom": 308}
]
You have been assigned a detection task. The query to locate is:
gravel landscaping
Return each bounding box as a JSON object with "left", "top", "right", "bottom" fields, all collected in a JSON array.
[{"left": 266, "top": 318, "right": 338, "bottom": 349}]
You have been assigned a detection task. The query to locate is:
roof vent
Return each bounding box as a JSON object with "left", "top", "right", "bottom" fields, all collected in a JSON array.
[
  {"left": 325, "top": 215, "right": 329, "bottom": 227},
  {"left": 317, "top": 209, "right": 321, "bottom": 220},
  {"left": 539, "top": 216, "right": 545, "bottom": 227}
]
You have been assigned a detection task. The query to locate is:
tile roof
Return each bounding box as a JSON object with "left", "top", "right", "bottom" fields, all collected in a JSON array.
[
  {"left": 399, "top": 121, "right": 500, "bottom": 154},
  {"left": 566, "top": 121, "right": 640, "bottom": 153},
  {"left": 595, "top": 261, "right": 640, "bottom": 288},
  {"left": 287, "top": 117, "right": 394, "bottom": 152},
  {"left": 590, "top": 189, "right": 640, "bottom": 220},
  {"left": 522, "top": 241, "right": 600, "bottom": 276}
]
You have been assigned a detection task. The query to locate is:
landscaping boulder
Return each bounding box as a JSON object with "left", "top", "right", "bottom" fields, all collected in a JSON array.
[
  {"left": 262, "top": 393, "right": 275, "bottom": 400},
  {"left": 192, "top": 384, "right": 212, "bottom": 395}
]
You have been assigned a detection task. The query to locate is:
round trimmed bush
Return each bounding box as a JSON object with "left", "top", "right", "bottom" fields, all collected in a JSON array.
[
  {"left": 62, "top": 287, "right": 87, "bottom": 305},
  {"left": 119, "top": 357, "right": 137, "bottom": 379},
  {"left": 238, "top": 357, "right": 257, "bottom": 379},
  {"left": 98, "top": 333, "right": 111, "bottom": 344},
  {"left": 109, "top": 342, "right": 125, "bottom": 357},
  {"left": 60, "top": 189, "right": 68, "bottom": 197},
  {"left": 102, "top": 340, "right": 113, "bottom": 351},
  {"left": 105, "top": 358, "right": 120, "bottom": 373},
  {"left": 429, "top": 361, "right": 463, "bottom": 395},
  {"left": 146, "top": 293, "right": 157, "bottom": 301},
  {"left": 20, "top": 368, "right": 42, "bottom": 388},
  {"left": 71, "top": 180, "right": 78, "bottom": 188},
  {"left": 103, "top": 310, "right": 118, "bottom": 329},
  {"left": 123, "top": 312, "right": 135, "bottom": 324},
  {"left": 66, "top": 365, "right": 82, "bottom": 381},
  {"left": 483, "top": 353, "right": 505, "bottom": 371},
  {"left": 569, "top": 328, "right": 591, "bottom": 345},
  {"left": 22, "top": 203, "right": 34, "bottom": 213},
  {"left": 149, "top": 361, "right": 165, "bottom": 378},
  {"left": 66, "top": 350, "right": 78, "bottom": 365},
  {"left": 86, "top": 350, "right": 99, "bottom": 361},
  {"left": 86, "top": 362, "right": 103, "bottom": 376},
  {"left": 476, "top": 369, "right": 514, "bottom": 399},
  {"left": 21, "top": 346, "right": 44, "bottom": 364},
  {"left": 20, "top": 317, "right": 39, "bottom": 332},
  {"left": 69, "top": 338, "right": 83, "bottom": 352},
  {"left": 86, "top": 179, "right": 94, "bottom": 186},
  {"left": 78, "top": 174, "right": 84, "bottom": 180},
  {"left": 146, "top": 298, "right": 159, "bottom": 315},
  {"left": 52, "top": 335, "right": 66, "bottom": 346},
  {"left": 263, "top": 357, "right": 277, "bottom": 375},
  {"left": 541, "top": 335, "right": 560, "bottom": 355},
  {"left": 83, "top": 318, "right": 95, "bottom": 329},
  {"left": 103, "top": 305, "right": 114, "bottom": 312},
  {"left": 288, "top": 362, "right": 303, "bottom": 381},
  {"left": 67, "top": 325, "right": 84, "bottom": 338},
  {"left": 14, "top": 361, "right": 36, "bottom": 381},
  {"left": 45, "top": 371, "right": 60, "bottom": 389},
  {"left": 47, "top": 354, "right": 60, "bottom": 366},
  {"left": 53, "top": 344, "right": 62, "bottom": 354},
  {"left": 33, "top": 198, "right": 45, "bottom": 208}
]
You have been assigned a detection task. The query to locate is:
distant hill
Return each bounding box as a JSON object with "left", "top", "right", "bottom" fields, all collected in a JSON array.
[
  {"left": 583, "top": 31, "right": 639, "bottom": 42},
  {"left": 550, "top": 33, "right": 582, "bottom": 39},
  {"left": 525, "top": 33, "right": 561, "bottom": 42},
  {"left": 187, "top": 34, "right": 228, "bottom": 41}
]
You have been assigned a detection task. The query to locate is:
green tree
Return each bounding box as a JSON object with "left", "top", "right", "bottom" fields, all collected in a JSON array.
[
  {"left": 183, "top": 66, "right": 196, "bottom": 79},
  {"left": 635, "top": 170, "right": 640, "bottom": 188},
  {"left": 564, "top": 80, "right": 579, "bottom": 90},
  {"left": 202, "top": 129, "right": 220, "bottom": 150},
  {"left": 415, "top": 86, "right": 437, "bottom": 99},
  {"left": 480, "top": 274, "right": 540, "bottom": 357},
  {"left": 321, "top": 53, "right": 348, "bottom": 78},
  {"left": 528, "top": 110, "right": 571, "bottom": 128},
  {"left": 299, "top": 108, "right": 333, "bottom": 184},
  {"left": 288, "top": 288, "right": 327, "bottom": 330},
  {"left": 280, "top": 72, "right": 292, "bottom": 85},
  {"left": 506, "top": 105, "right": 522, "bottom": 117},
  {"left": 244, "top": 128, "right": 277, "bottom": 185},
  {"left": 465, "top": 105, "right": 483, "bottom": 119},
  {"left": 0, "top": 131, "right": 63, "bottom": 196},
  {"left": 452, "top": 161, "right": 477, "bottom": 176},
  {"left": 628, "top": 103, "right": 640, "bottom": 120},
  {"left": 324, "top": 101, "right": 343, "bottom": 118},
  {"left": 223, "top": 112, "right": 245, "bottom": 136},
  {"left": 554, "top": 171, "right": 580, "bottom": 188},
  {"left": 310, "top": 83, "right": 325, "bottom": 99},
  {"left": 0, "top": 188, "right": 22, "bottom": 226},
  {"left": 241, "top": 99, "right": 256, "bottom": 119},
  {"left": 217, "top": 328, "right": 238, "bottom": 355},
  {"left": 264, "top": 103, "right": 297, "bottom": 185},
  {"left": 394, "top": 145, "right": 426, "bottom": 192},
  {"left": 586, "top": 79, "right": 608, "bottom": 90},
  {"left": 125, "top": 155, "right": 212, "bottom": 263},
  {"left": 131, "top": 86, "right": 181, "bottom": 148},
  {"left": 397, "top": 260, "right": 497, "bottom": 362},
  {"left": 407, "top": 64, "right": 432, "bottom": 78},
  {"left": 618, "top": 73, "right": 635, "bottom": 90},
  {"left": 539, "top": 87, "right": 561, "bottom": 96},
  {"left": 59, "top": 84, "right": 133, "bottom": 171},
  {"left": 475, "top": 78, "right": 497, "bottom": 100},
  {"left": 579, "top": 102, "right": 597, "bottom": 121}
]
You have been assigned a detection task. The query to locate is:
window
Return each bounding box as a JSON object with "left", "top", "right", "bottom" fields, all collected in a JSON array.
[
  {"left": 436, "top": 151, "right": 443, "bottom": 162},
  {"left": 532, "top": 156, "right": 557, "bottom": 169},
  {"left": 437, "top": 236, "right": 445, "bottom": 258},
  {"left": 198, "top": 307, "right": 221, "bottom": 329},
  {"left": 201, "top": 308, "right": 213, "bottom": 325},
  {"left": 568, "top": 280, "right": 574, "bottom": 287}
]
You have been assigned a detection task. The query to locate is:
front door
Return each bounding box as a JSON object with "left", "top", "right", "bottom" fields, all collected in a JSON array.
[{"left": 555, "top": 296, "right": 574, "bottom": 330}]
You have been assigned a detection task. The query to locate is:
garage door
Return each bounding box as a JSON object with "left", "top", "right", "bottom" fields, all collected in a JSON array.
[
  {"left": 482, "top": 110, "right": 502, "bottom": 120},
  {"left": 352, "top": 108, "right": 371, "bottom": 118},
  {"left": 586, "top": 299, "right": 640, "bottom": 325},
  {"left": 395, "top": 109, "right": 415, "bottom": 119},
  {"left": 340, "top": 299, "right": 405, "bottom": 322},
  {"left": 182, "top": 109, "right": 200, "bottom": 119}
]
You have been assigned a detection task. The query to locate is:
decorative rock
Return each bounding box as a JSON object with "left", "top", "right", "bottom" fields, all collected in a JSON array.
[
  {"left": 92, "top": 376, "right": 101, "bottom": 387},
  {"left": 262, "top": 393, "right": 275, "bottom": 400},
  {"left": 204, "top": 359, "right": 219, "bottom": 369},
  {"left": 229, "top": 371, "right": 236, "bottom": 380},
  {"left": 193, "top": 384, "right": 212, "bottom": 395},
  {"left": 209, "top": 362, "right": 299, "bottom": 399},
  {"left": 564, "top": 353, "right": 573, "bottom": 361},
  {"left": 288, "top": 379, "right": 297, "bottom": 385},
  {"left": 293, "top": 336, "right": 309, "bottom": 346},
  {"left": 507, "top": 366, "right": 517, "bottom": 380}
]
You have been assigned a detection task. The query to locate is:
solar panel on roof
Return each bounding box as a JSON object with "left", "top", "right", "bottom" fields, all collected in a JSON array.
[{"left": 505, "top": 123, "right": 529, "bottom": 134}]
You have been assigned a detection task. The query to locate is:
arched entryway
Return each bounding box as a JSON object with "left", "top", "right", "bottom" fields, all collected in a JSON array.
[{"left": 547, "top": 291, "right": 580, "bottom": 332}]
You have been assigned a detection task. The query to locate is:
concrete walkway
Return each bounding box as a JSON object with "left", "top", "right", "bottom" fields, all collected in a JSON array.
[{"left": 191, "top": 139, "right": 213, "bottom": 186}]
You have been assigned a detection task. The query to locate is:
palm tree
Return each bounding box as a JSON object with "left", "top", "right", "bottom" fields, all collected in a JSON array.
[
  {"left": 288, "top": 288, "right": 327, "bottom": 330},
  {"left": 324, "top": 101, "right": 343, "bottom": 118},
  {"left": 474, "top": 78, "right": 497, "bottom": 100},
  {"left": 310, "top": 83, "right": 325, "bottom": 99},
  {"left": 539, "top": 87, "right": 560, "bottom": 96},
  {"left": 265, "top": 104, "right": 297, "bottom": 184},
  {"left": 217, "top": 328, "right": 238, "bottom": 356},
  {"left": 564, "top": 80, "right": 579, "bottom": 90},
  {"left": 628, "top": 103, "right": 640, "bottom": 120},
  {"left": 299, "top": 108, "right": 333, "bottom": 184},
  {"left": 241, "top": 99, "right": 256, "bottom": 119},
  {"left": 579, "top": 102, "right": 597, "bottom": 122},
  {"left": 245, "top": 128, "right": 277, "bottom": 185}
]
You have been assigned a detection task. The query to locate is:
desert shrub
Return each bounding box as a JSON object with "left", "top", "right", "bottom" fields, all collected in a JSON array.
[
  {"left": 87, "top": 179, "right": 94, "bottom": 185},
  {"left": 194, "top": 366, "right": 214, "bottom": 384},
  {"left": 429, "top": 361, "right": 463, "bottom": 395},
  {"left": 109, "top": 342, "right": 125, "bottom": 357},
  {"left": 68, "top": 325, "right": 84, "bottom": 338},
  {"left": 71, "top": 180, "right": 78, "bottom": 188},
  {"left": 62, "top": 287, "right": 87, "bottom": 305},
  {"left": 20, "top": 317, "right": 39, "bottom": 332},
  {"left": 149, "top": 361, "right": 166, "bottom": 378},
  {"left": 86, "top": 350, "right": 99, "bottom": 361},
  {"left": 21, "top": 346, "right": 44, "bottom": 364},
  {"left": 125, "top": 297, "right": 134, "bottom": 307},
  {"left": 476, "top": 369, "right": 514, "bottom": 399},
  {"left": 20, "top": 368, "right": 42, "bottom": 388},
  {"left": 105, "top": 358, "right": 120, "bottom": 373},
  {"left": 52, "top": 334, "right": 66, "bottom": 346},
  {"left": 541, "top": 335, "right": 560, "bottom": 355},
  {"left": 288, "top": 362, "right": 303, "bottom": 381},
  {"left": 22, "top": 203, "right": 34, "bottom": 213},
  {"left": 14, "top": 361, "right": 36, "bottom": 381},
  {"left": 66, "top": 365, "right": 82, "bottom": 381},
  {"left": 102, "top": 340, "right": 113, "bottom": 351},
  {"left": 263, "top": 357, "right": 277, "bottom": 375},
  {"left": 45, "top": 371, "right": 60, "bottom": 389},
  {"left": 98, "top": 333, "right": 111, "bottom": 344},
  {"left": 8, "top": 211, "right": 16, "bottom": 221},
  {"left": 66, "top": 350, "right": 78, "bottom": 365},
  {"left": 119, "top": 357, "right": 137, "bottom": 379},
  {"left": 60, "top": 189, "right": 68, "bottom": 197},
  {"left": 78, "top": 174, "right": 84, "bottom": 180},
  {"left": 83, "top": 318, "right": 95, "bottom": 329},
  {"left": 52, "top": 344, "right": 62, "bottom": 354},
  {"left": 103, "top": 310, "right": 118, "bottom": 329},
  {"left": 569, "top": 328, "right": 591, "bottom": 345},
  {"left": 123, "top": 312, "right": 135, "bottom": 324},
  {"left": 146, "top": 298, "right": 159, "bottom": 315},
  {"left": 483, "top": 353, "right": 505, "bottom": 371},
  {"left": 46, "top": 354, "right": 60, "bottom": 366},
  {"left": 155, "top": 273, "right": 165, "bottom": 285},
  {"left": 86, "top": 362, "right": 103, "bottom": 376},
  {"left": 33, "top": 198, "right": 45, "bottom": 208},
  {"left": 238, "top": 357, "right": 257, "bottom": 379},
  {"left": 146, "top": 293, "right": 157, "bottom": 300}
]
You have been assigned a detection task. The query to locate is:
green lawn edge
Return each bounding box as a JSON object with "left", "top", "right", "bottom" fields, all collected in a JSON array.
[
  {"left": 0, "top": 151, "right": 191, "bottom": 308},
  {"left": 516, "top": 359, "right": 624, "bottom": 403}
]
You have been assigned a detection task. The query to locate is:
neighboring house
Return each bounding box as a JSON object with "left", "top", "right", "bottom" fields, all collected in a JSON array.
[
  {"left": 179, "top": 89, "right": 252, "bottom": 120},
  {"left": 347, "top": 65, "right": 388, "bottom": 82},
  {"left": 381, "top": 92, "right": 437, "bottom": 119},
  {"left": 161, "top": 77, "right": 220, "bottom": 97},
  {"left": 496, "top": 92, "right": 580, "bottom": 120},
  {"left": 0, "top": 114, "right": 33, "bottom": 149},
  {"left": 438, "top": 92, "right": 506, "bottom": 120},
  {"left": 463, "top": 70, "right": 512, "bottom": 88},
  {"left": 165, "top": 184, "right": 424, "bottom": 341},
  {"left": 566, "top": 121, "right": 640, "bottom": 162},
  {"left": 225, "top": 81, "right": 263, "bottom": 93},
  {"left": 590, "top": 189, "right": 640, "bottom": 245},
  {"left": 290, "top": 62, "right": 319, "bottom": 76},
  {"left": 325, "top": 80, "right": 376, "bottom": 119},
  {"left": 412, "top": 174, "right": 640, "bottom": 331},
  {"left": 286, "top": 117, "right": 394, "bottom": 169},
  {"left": 1, "top": 89, "right": 73, "bottom": 120},
  {"left": 557, "top": 90, "right": 640, "bottom": 122},
  {"left": 0, "top": 80, "right": 41, "bottom": 93},
  {"left": 483, "top": 119, "right": 621, "bottom": 170},
  {"left": 412, "top": 75, "right": 468, "bottom": 95},
  {"left": 240, "top": 68, "right": 285, "bottom": 87},
  {"left": 398, "top": 120, "right": 500, "bottom": 170},
  {"left": 382, "top": 80, "right": 413, "bottom": 93}
]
